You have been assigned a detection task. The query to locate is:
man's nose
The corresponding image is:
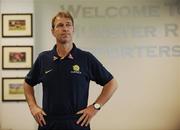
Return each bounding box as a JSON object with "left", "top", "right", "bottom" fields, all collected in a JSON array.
[{"left": 62, "top": 25, "right": 68, "bottom": 31}]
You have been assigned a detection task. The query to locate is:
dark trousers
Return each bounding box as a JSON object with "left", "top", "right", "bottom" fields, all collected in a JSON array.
[{"left": 38, "top": 114, "right": 90, "bottom": 130}]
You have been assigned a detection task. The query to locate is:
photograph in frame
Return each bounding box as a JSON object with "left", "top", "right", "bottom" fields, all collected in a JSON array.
[
  {"left": 2, "top": 13, "right": 33, "bottom": 37},
  {"left": 2, "top": 77, "right": 26, "bottom": 102},
  {"left": 2, "top": 46, "right": 33, "bottom": 69}
]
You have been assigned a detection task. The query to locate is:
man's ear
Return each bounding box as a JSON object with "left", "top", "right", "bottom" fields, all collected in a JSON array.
[
  {"left": 51, "top": 28, "right": 55, "bottom": 36},
  {"left": 73, "top": 26, "right": 75, "bottom": 32}
]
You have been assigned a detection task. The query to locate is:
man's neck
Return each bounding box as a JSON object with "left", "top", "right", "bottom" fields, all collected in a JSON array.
[{"left": 56, "top": 42, "right": 73, "bottom": 58}]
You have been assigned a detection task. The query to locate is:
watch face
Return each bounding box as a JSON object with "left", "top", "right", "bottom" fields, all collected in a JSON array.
[{"left": 94, "top": 103, "right": 101, "bottom": 110}]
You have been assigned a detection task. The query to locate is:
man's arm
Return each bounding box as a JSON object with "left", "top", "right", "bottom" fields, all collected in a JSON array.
[
  {"left": 24, "top": 82, "right": 46, "bottom": 126},
  {"left": 93, "top": 78, "right": 118, "bottom": 107},
  {"left": 76, "top": 78, "right": 118, "bottom": 126}
]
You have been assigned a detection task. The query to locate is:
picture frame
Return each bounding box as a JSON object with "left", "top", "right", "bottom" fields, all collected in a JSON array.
[
  {"left": 2, "top": 13, "right": 33, "bottom": 37},
  {"left": 2, "top": 77, "right": 26, "bottom": 102},
  {"left": 2, "top": 46, "right": 33, "bottom": 70}
]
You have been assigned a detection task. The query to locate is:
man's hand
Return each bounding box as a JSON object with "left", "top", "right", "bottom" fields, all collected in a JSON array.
[
  {"left": 30, "top": 105, "right": 47, "bottom": 127},
  {"left": 76, "top": 105, "right": 98, "bottom": 127}
]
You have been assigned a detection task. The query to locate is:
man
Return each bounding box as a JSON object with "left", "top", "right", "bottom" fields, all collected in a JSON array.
[{"left": 24, "top": 11, "right": 118, "bottom": 130}]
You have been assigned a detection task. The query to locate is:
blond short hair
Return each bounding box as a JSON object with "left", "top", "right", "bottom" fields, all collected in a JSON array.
[{"left": 52, "top": 11, "right": 74, "bottom": 29}]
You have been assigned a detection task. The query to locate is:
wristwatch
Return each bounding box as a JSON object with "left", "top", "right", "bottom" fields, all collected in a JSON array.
[{"left": 93, "top": 103, "right": 101, "bottom": 110}]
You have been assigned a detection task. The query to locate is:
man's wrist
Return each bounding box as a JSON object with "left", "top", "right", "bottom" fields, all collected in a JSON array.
[{"left": 29, "top": 103, "right": 38, "bottom": 110}]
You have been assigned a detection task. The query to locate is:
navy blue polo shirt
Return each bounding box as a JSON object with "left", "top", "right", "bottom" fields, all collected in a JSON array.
[{"left": 25, "top": 43, "right": 113, "bottom": 116}]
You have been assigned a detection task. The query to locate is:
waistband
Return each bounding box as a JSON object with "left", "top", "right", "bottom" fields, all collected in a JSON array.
[{"left": 44, "top": 114, "right": 82, "bottom": 120}]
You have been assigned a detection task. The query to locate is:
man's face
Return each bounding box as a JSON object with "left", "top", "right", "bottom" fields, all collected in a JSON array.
[{"left": 52, "top": 17, "right": 74, "bottom": 44}]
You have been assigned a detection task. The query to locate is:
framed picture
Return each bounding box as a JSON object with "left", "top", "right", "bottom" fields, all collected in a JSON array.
[
  {"left": 2, "top": 77, "right": 26, "bottom": 101},
  {"left": 2, "top": 13, "right": 33, "bottom": 37},
  {"left": 2, "top": 46, "right": 33, "bottom": 70}
]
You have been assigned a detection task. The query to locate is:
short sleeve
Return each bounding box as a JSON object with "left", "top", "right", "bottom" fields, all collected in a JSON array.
[
  {"left": 25, "top": 55, "right": 42, "bottom": 87},
  {"left": 87, "top": 53, "right": 113, "bottom": 86}
]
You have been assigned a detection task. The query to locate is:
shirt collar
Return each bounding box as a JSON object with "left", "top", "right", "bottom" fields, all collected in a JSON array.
[{"left": 51, "top": 43, "right": 76, "bottom": 61}]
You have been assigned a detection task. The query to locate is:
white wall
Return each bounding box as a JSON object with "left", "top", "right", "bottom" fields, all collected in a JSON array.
[
  {"left": 0, "top": 0, "right": 36, "bottom": 130},
  {"left": 34, "top": 0, "right": 180, "bottom": 130}
]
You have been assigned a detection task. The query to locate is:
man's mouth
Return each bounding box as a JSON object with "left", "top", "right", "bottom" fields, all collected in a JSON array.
[{"left": 62, "top": 34, "right": 70, "bottom": 37}]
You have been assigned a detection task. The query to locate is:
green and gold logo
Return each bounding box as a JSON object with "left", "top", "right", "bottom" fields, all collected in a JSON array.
[
  {"left": 71, "top": 65, "right": 81, "bottom": 74},
  {"left": 73, "top": 65, "right": 80, "bottom": 72}
]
